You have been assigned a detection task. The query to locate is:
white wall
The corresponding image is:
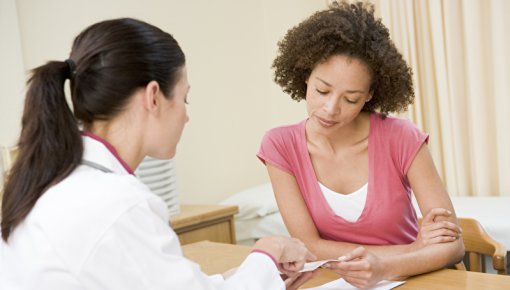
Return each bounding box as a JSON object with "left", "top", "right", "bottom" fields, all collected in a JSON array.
[
  {"left": 2, "top": 0, "right": 327, "bottom": 203},
  {"left": 0, "top": 0, "right": 26, "bottom": 146}
]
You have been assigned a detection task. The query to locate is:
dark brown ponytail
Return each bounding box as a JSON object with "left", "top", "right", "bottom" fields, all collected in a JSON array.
[
  {"left": 1, "top": 61, "right": 82, "bottom": 240},
  {"left": 1, "top": 18, "right": 185, "bottom": 241}
]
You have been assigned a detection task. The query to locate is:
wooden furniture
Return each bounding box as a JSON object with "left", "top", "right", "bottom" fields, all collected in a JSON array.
[
  {"left": 458, "top": 218, "right": 507, "bottom": 274},
  {"left": 170, "top": 204, "right": 238, "bottom": 245},
  {"left": 414, "top": 196, "right": 510, "bottom": 273},
  {"left": 0, "top": 146, "right": 18, "bottom": 171},
  {"left": 419, "top": 217, "right": 508, "bottom": 275},
  {"left": 183, "top": 240, "right": 510, "bottom": 289}
]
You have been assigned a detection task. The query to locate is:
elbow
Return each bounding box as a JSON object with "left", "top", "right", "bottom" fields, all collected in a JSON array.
[{"left": 451, "top": 239, "right": 466, "bottom": 265}]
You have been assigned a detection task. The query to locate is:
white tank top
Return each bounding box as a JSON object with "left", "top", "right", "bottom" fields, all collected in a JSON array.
[{"left": 319, "top": 182, "right": 368, "bottom": 222}]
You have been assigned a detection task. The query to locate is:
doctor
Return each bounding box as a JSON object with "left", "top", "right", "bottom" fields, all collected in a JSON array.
[{"left": 0, "top": 18, "right": 316, "bottom": 290}]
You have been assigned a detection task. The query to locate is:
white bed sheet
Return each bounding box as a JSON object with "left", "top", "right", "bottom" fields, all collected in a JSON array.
[{"left": 235, "top": 212, "right": 289, "bottom": 245}]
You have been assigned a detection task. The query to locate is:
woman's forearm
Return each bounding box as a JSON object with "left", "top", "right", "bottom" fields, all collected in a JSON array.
[
  {"left": 303, "top": 235, "right": 463, "bottom": 277},
  {"left": 382, "top": 239, "right": 465, "bottom": 280},
  {"left": 305, "top": 237, "right": 414, "bottom": 260}
]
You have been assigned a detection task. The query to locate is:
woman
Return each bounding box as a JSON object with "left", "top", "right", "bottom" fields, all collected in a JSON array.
[
  {"left": 257, "top": 2, "right": 464, "bottom": 288},
  {"left": 0, "top": 18, "right": 316, "bottom": 290}
]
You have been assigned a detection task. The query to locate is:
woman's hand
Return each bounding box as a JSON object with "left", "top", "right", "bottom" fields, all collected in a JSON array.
[
  {"left": 413, "top": 208, "right": 462, "bottom": 250},
  {"left": 325, "top": 247, "right": 386, "bottom": 289}
]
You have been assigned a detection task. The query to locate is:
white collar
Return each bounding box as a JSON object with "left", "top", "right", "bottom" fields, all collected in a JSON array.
[{"left": 81, "top": 132, "right": 134, "bottom": 176}]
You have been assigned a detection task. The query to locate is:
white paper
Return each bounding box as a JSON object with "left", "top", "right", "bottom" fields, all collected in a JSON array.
[
  {"left": 299, "top": 260, "right": 340, "bottom": 272},
  {"left": 304, "top": 278, "right": 405, "bottom": 290}
]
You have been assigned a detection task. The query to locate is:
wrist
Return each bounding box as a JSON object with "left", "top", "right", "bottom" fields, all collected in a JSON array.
[
  {"left": 408, "top": 240, "right": 421, "bottom": 252},
  {"left": 253, "top": 236, "right": 284, "bottom": 261},
  {"left": 381, "top": 254, "right": 410, "bottom": 281},
  {"left": 251, "top": 249, "right": 279, "bottom": 268},
  {"left": 380, "top": 256, "right": 394, "bottom": 280}
]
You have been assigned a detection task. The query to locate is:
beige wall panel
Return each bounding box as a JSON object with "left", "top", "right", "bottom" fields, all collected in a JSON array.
[{"left": 6, "top": 0, "right": 327, "bottom": 203}]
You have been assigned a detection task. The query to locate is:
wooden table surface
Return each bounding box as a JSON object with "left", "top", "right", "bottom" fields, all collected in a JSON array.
[
  {"left": 169, "top": 204, "right": 238, "bottom": 229},
  {"left": 182, "top": 240, "right": 510, "bottom": 289}
]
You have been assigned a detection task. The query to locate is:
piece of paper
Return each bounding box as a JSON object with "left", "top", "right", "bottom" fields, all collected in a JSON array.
[
  {"left": 304, "top": 278, "right": 405, "bottom": 290},
  {"left": 299, "top": 260, "right": 340, "bottom": 272}
]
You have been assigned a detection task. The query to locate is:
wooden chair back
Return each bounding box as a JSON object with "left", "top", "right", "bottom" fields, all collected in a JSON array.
[
  {"left": 458, "top": 217, "right": 507, "bottom": 275},
  {"left": 1, "top": 146, "right": 19, "bottom": 201},
  {"left": 418, "top": 216, "right": 507, "bottom": 275}
]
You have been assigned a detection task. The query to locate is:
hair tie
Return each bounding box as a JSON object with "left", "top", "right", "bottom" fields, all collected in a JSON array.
[{"left": 64, "top": 59, "right": 76, "bottom": 79}]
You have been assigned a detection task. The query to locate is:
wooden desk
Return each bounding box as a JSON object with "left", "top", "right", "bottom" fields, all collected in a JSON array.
[
  {"left": 182, "top": 241, "right": 510, "bottom": 289},
  {"left": 170, "top": 204, "right": 238, "bottom": 245}
]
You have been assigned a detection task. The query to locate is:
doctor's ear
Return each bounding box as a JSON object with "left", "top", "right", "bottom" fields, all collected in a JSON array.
[{"left": 142, "top": 81, "right": 162, "bottom": 111}]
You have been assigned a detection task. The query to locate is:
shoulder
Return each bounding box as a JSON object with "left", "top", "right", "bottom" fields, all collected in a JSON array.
[
  {"left": 77, "top": 166, "right": 167, "bottom": 217},
  {"left": 16, "top": 166, "right": 169, "bottom": 273},
  {"left": 373, "top": 113, "right": 415, "bottom": 130},
  {"left": 30, "top": 165, "right": 168, "bottom": 245},
  {"left": 372, "top": 113, "right": 425, "bottom": 140},
  {"left": 261, "top": 119, "right": 305, "bottom": 145},
  {"left": 61, "top": 166, "right": 156, "bottom": 202},
  {"left": 371, "top": 113, "right": 429, "bottom": 173}
]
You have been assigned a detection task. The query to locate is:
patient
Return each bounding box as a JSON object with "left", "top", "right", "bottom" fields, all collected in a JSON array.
[{"left": 257, "top": 1, "right": 464, "bottom": 288}]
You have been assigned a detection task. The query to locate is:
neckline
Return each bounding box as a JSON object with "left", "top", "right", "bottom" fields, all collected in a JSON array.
[
  {"left": 302, "top": 113, "right": 375, "bottom": 224},
  {"left": 81, "top": 131, "right": 135, "bottom": 175},
  {"left": 319, "top": 182, "right": 368, "bottom": 196}
]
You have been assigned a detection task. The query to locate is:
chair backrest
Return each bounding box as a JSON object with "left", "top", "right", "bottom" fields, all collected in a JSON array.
[
  {"left": 417, "top": 217, "right": 507, "bottom": 275},
  {"left": 458, "top": 217, "right": 507, "bottom": 275},
  {"left": 1, "top": 146, "right": 18, "bottom": 187},
  {"left": 1, "top": 145, "right": 18, "bottom": 166}
]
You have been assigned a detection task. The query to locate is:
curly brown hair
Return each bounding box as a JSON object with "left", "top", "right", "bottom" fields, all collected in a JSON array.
[{"left": 272, "top": 1, "right": 414, "bottom": 115}]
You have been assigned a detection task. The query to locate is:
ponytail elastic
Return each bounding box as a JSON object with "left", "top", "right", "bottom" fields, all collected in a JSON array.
[{"left": 65, "top": 59, "right": 76, "bottom": 79}]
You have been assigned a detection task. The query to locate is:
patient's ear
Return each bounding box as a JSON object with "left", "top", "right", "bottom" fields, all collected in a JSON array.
[{"left": 366, "top": 90, "right": 374, "bottom": 103}]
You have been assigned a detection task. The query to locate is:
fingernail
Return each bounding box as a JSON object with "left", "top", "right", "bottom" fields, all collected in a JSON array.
[{"left": 338, "top": 256, "right": 347, "bottom": 261}]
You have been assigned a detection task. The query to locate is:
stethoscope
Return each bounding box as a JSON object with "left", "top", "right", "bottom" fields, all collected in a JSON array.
[{"left": 81, "top": 160, "right": 113, "bottom": 173}]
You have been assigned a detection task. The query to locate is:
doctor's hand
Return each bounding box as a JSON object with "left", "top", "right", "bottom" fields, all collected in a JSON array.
[
  {"left": 413, "top": 208, "right": 462, "bottom": 250},
  {"left": 281, "top": 269, "right": 319, "bottom": 290},
  {"left": 254, "top": 236, "right": 316, "bottom": 277},
  {"left": 324, "top": 247, "right": 386, "bottom": 289},
  {"left": 221, "top": 267, "right": 238, "bottom": 279}
]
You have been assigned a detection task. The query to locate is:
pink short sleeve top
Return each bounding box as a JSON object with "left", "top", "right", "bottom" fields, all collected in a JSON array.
[{"left": 257, "top": 113, "right": 429, "bottom": 245}]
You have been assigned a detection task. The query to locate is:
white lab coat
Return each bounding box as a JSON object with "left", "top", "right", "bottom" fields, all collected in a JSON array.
[{"left": 0, "top": 135, "right": 284, "bottom": 290}]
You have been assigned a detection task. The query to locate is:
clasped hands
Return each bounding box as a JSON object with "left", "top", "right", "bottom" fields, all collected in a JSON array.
[
  {"left": 413, "top": 207, "right": 462, "bottom": 248},
  {"left": 322, "top": 208, "right": 462, "bottom": 289}
]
